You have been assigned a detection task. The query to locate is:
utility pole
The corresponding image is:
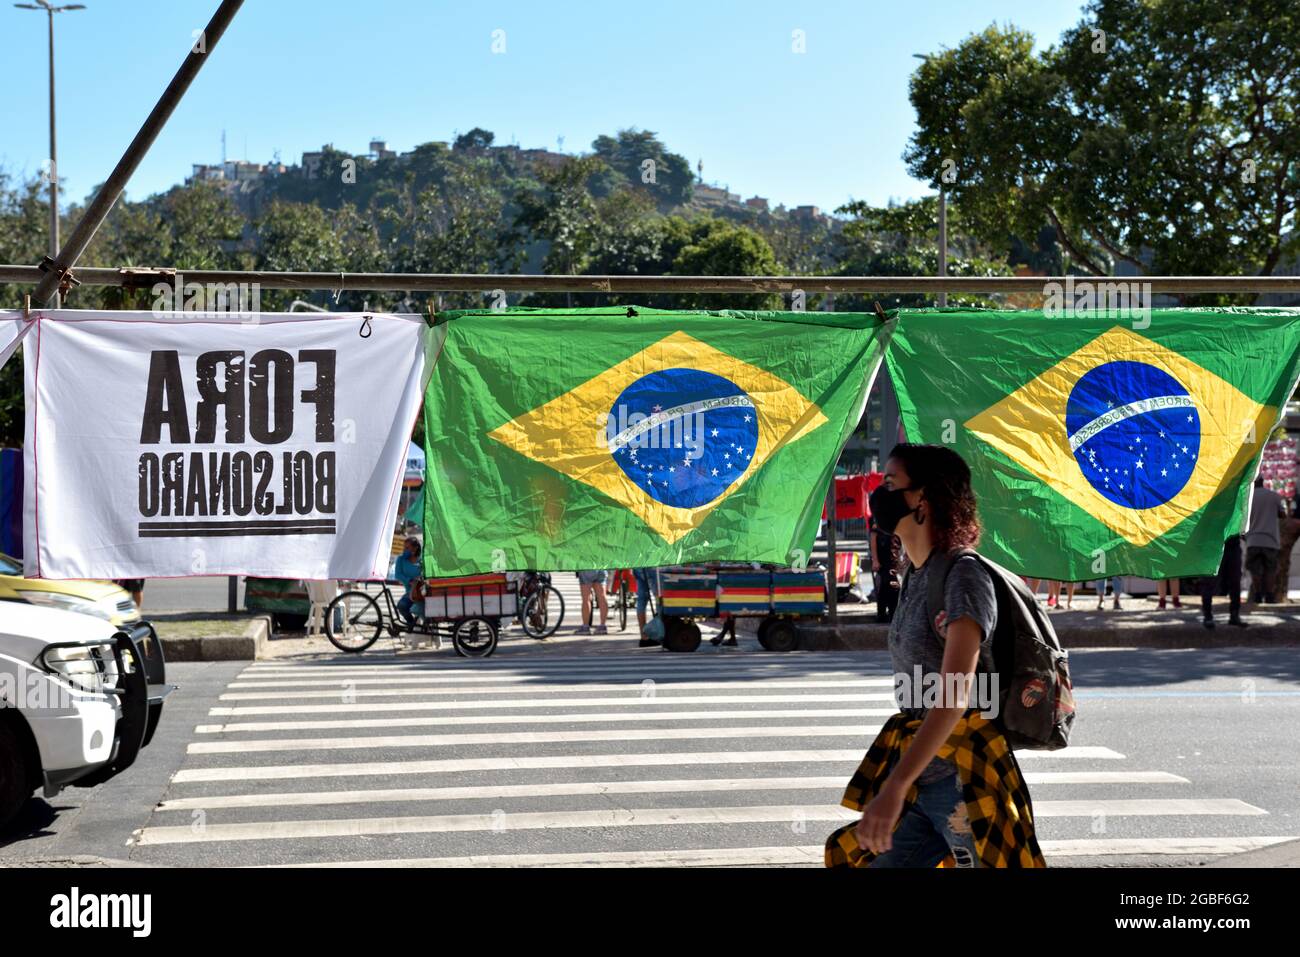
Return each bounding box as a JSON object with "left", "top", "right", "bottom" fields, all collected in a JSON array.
[
  {"left": 32, "top": 0, "right": 245, "bottom": 304},
  {"left": 938, "top": 186, "right": 948, "bottom": 308},
  {"left": 912, "top": 53, "right": 949, "bottom": 309},
  {"left": 16, "top": 1, "right": 86, "bottom": 307}
]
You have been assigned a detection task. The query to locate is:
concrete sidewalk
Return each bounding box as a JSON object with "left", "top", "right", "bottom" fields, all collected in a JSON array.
[{"left": 798, "top": 596, "right": 1300, "bottom": 649}]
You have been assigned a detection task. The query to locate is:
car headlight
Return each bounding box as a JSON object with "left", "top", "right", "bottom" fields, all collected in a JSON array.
[
  {"left": 17, "top": 590, "right": 115, "bottom": 621},
  {"left": 40, "top": 646, "right": 107, "bottom": 694}
]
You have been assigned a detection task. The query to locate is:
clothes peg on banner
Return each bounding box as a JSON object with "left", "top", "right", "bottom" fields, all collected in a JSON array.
[
  {"left": 425, "top": 302, "right": 436, "bottom": 328},
  {"left": 23, "top": 295, "right": 31, "bottom": 322},
  {"left": 872, "top": 300, "right": 887, "bottom": 323}
]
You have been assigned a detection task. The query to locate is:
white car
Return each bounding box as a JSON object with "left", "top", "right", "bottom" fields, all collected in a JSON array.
[{"left": 0, "top": 603, "right": 172, "bottom": 829}]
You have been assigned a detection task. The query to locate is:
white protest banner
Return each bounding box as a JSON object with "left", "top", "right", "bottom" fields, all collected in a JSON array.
[
  {"left": 0, "top": 310, "right": 35, "bottom": 369},
  {"left": 24, "top": 310, "right": 433, "bottom": 579}
]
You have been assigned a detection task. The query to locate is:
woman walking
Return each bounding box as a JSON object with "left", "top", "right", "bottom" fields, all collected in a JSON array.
[{"left": 825, "top": 443, "right": 1044, "bottom": 868}]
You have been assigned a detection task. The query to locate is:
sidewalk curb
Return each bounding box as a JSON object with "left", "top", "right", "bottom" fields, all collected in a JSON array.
[
  {"left": 790, "top": 617, "right": 1300, "bottom": 651},
  {"left": 156, "top": 615, "right": 270, "bottom": 661},
  {"left": 1204, "top": 837, "right": 1300, "bottom": 868},
  {"left": 0, "top": 855, "right": 161, "bottom": 868}
]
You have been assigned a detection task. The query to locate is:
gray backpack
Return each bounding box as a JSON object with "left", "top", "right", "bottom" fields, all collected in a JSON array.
[{"left": 922, "top": 548, "right": 1076, "bottom": 751}]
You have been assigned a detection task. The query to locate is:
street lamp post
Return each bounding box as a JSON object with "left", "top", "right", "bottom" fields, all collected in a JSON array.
[
  {"left": 938, "top": 186, "right": 947, "bottom": 308},
  {"left": 912, "top": 52, "right": 948, "bottom": 308},
  {"left": 15, "top": 1, "right": 86, "bottom": 306}
]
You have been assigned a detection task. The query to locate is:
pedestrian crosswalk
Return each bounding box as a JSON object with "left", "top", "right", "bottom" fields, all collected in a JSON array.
[{"left": 132, "top": 652, "right": 1293, "bottom": 867}]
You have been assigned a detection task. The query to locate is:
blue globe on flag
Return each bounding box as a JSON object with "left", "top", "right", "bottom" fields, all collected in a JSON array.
[
  {"left": 1065, "top": 361, "right": 1201, "bottom": 510},
  {"left": 607, "top": 368, "right": 758, "bottom": 508}
]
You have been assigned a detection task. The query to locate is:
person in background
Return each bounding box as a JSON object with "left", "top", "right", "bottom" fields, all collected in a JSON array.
[
  {"left": 1245, "top": 477, "right": 1286, "bottom": 604},
  {"left": 115, "top": 579, "right": 144, "bottom": 611},
  {"left": 1045, "top": 580, "right": 1061, "bottom": 610},
  {"left": 867, "top": 486, "right": 902, "bottom": 623},
  {"left": 1200, "top": 534, "right": 1247, "bottom": 629},
  {"left": 1094, "top": 576, "right": 1123, "bottom": 611},
  {"left": 1274, "top": 498, "right": 1300, "bottom": 604},
  {"left": 1155, "top": 579, "right": 1181, "bottom": 609},
  {"left": 632, "top": 567, "right": 660, "bottom": 647},
  {"left": 393, "top": 536, "right": 423, "bottom": 628},
  {"left": 575, "top": 570, "right": 609, "bottom": 635}
]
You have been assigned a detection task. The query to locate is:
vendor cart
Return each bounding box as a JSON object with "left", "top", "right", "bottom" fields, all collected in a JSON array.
[
  {"left": 325, "top": 572, "right": 517, "bottom": 658},
  {"left": 658, "top": 563, "right": 828, "bottom": 652}
]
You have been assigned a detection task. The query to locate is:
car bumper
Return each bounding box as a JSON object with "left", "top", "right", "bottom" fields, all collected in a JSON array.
[{"left": 35, "top": 621, "right": 173, "bottom": 795}]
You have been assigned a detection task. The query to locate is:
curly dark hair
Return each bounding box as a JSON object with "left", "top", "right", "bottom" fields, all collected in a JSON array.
[{"left": 887, "top": 443, "right": 981, "bottom": 554}]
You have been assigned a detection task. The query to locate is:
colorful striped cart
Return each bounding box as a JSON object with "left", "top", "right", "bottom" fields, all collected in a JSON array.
[{"left": 658, "top": 564, "right": 827, "bottom": 652}]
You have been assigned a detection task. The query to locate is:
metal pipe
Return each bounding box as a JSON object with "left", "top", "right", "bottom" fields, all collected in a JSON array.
[
  {"left": 31, "top": 0, "right": 245, "bottom": 303},
  {"left": 937, "top": 187, "right": 947, "bottom": 308},
  {"left": 6, "top": 266, "right": 1300, "bottom": 295},
  {"left": 46, "top": 8, "right": 57, "bottom": 266},
  {"left": 825, "top": 484, "right": 838, "bottom": 629}
]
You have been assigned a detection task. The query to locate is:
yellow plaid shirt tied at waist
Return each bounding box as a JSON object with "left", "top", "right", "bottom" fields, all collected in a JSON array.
[{"left": 825, "top": 709, "right": 1046, "bottom": 868}]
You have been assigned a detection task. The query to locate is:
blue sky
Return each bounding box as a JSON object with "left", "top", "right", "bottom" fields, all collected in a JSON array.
[{"left": 1, "top": 0, "right": 1088, "bottom": 214}]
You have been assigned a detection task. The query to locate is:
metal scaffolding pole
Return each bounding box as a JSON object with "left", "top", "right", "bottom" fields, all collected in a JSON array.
[
  {"left": 5, "top": 266, "right": 1300, "bottom": 297},
  {"left": 31, "top": 0, "right": 245, "bottom": 304}
]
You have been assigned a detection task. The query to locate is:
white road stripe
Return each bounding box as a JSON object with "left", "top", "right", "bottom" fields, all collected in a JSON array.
[
  {"left": 233, "top": 665, "right": 883, "bottom": 681},
  {"left": 239, "top": 657, "right": 878, "bottom": 670},
  {"left": 156, "top": 776, "right": 850, "bottom": 811},
  {"left": 210, "top": 693, "right": 894, "bottom": 713},
  {"left": 170, "top": 749, "right": 881, "bottom": 783},
  {"left": 226, "top": 677, "right": 894, "bottom": 690},
  {"left": 186, "top": 725, "right": 882, "bottom": 754},
  {"left": 1032, "top": 798, "right": 1267, "bottom": 817},
  {"left": 1042, "top": 836, "right": 1293, "bottom": 857},
  {"left": 155, "top": 769, "right": 1188, "bottom": 812},
  {"left": 170, "top": 746, "right": 1127, "bottom": 783},
  {"left": 269, "top": 846, "right": 829, "bottom": 868},
  {"left": 1023, "top": 770, "right": 1189, "bottom": 784},
  {"left": 134, "top": 799, "right": 1268, "bottom": 846},
  {"left": 218, "top": 686, "right": 904, "bottom": 702},
  {"left": 236, "top": 665, "right": 883, "bottom": 681},
  {"left": 265, "top": 836, "right": 1298, "bottom": 868},
  {"left": 194, "top": 707, "right": 894, "bottom": 733}
]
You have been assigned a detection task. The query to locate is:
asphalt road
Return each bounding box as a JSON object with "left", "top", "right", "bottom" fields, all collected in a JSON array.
[{"left": 2, "top": 645, "right": 1297, "bottom": 868}]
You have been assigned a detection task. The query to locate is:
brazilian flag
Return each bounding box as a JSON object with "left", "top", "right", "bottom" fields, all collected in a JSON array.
[
  {"left": 421, "top": 307, "right": 885, "bottom": 576},
  {"left": 885, "top": 307, "right": 1300, "bottom": 580}
]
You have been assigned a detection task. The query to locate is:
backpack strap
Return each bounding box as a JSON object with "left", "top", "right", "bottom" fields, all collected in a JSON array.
[{"left": 923, "top": 547, "right": 978, "bottom": 643}]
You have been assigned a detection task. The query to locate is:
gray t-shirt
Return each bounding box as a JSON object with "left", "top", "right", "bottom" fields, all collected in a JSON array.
[
  {"left": 1246, "top": 486, "right": 1285, "bottom": 550},
  {"left": 888, "top": 553, "right": 998, "bottom": 784}
]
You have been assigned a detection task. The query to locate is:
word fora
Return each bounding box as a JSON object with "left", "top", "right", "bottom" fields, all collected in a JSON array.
[
  {"left": 140, "top": 349, "right": 336, "bottom": 445},
  {"left": 138, "top": 349, "right": 338, "bottom": 519}
]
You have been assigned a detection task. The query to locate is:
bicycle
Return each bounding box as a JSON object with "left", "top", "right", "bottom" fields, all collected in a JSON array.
[
  {"left": 325, "top": 580, "right": 500, "bottom": 658},
  {"left": 515, "top": 571, "right": 564, "bottom": 639},
  {"left": 608, "top": 569, "right": 637, "bottom": 632}
]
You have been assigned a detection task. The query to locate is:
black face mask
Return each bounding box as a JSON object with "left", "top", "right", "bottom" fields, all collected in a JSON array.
[{"left": 870, "top": 485, "right": 923, "bottom": 535}]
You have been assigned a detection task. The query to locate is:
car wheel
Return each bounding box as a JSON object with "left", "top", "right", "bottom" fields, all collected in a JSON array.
[{"left": 0, "top": 720, "right": 35, "bottom": 829}]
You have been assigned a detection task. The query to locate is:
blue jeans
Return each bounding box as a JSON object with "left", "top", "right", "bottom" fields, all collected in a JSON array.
[
  {"left": 633, "top": 568, "right": 656, "bottom": 616},
  {"left": 868, "top": 770, "right": 981, "bottom": 868},
  {"left": 397, "top": 594, "right": 416, "bottom": 627}
]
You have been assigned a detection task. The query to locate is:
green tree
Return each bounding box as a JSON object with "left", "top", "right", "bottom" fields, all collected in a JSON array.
[
  {"left": 454, "top": 128, "right": 496, "bottom": 151},
  {"left": 668, "top": 219, "right": 781, "bottom": 310},
  {"left": 835, "top": 197, "right": 1014, "bottom": 310},
  {"left": 513, "top": 156, "right": 605, "bottom": 284},
  {"left": 592, "top": 129, "right": 694, "bottom": 208},
  {"left": 399, "top": 163, "right": 513, "bottom": 309},
  {"left": 905, "top": 4, "right": 1300, "bottom": 289}
]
